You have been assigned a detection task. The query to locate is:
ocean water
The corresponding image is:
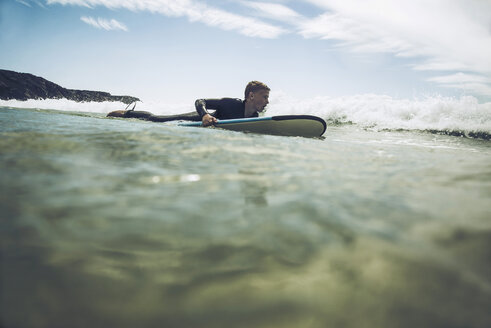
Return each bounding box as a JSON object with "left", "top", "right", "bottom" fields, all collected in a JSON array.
[{"left": 1, "top": 99, "right": 490, "bottom": 328}]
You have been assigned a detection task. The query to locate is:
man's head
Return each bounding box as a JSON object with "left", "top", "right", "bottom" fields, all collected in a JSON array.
[{"left": 244, "top": 81, "right": 270, "bottom": 113}]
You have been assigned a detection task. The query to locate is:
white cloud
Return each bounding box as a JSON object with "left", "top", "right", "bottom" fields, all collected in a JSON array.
[
  {"left": 239, "top": 1, "right": 303, "bottom": 24},
  {"left": 49, "top": 0, "right": 286, "bottom": 39},
  {"left": 301, "top": 0, "right": 491, "bottom": 69},
  {"left": 80, "top": 16, "right": 128, "bottom": 31},
  {"left": 16, "top": 0, "right": 47, "bottom": 7},
  {"left": 412, "top": 61, "right": 469, "bottom": 72},
  {"left": 16, "top": 0, "right": 32, "bottom": 7},
  {"left": 300, "top": 0, "right": 491, "bottom": 95},
  {"left": 428, "top": 73, "right": 491, "bottom": 85},
  {"left": 436, "top": 82, "right": 491, "bottom": 96},
  {"left": 47, "top": 0, "right": 491, "bottom": 96},
  {"left": 298, "top": 12, "right": 415, "bottom": 55},
  {"left": 426, "top": 73, "right": 491, "bottom": 97},
  {"left": 192, "top": 7, "right": 286, "bottom": 39}
]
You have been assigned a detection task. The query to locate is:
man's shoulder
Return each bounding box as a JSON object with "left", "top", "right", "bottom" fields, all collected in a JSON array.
[
  {"left": 212, "top": 98, "right": 244, "bottom": 110},
  {"left": 200, "top": 98, "right": 243, "bottom": 105},
  {"left": 220, "top": 97, "right": 243, "bottom": 103}
]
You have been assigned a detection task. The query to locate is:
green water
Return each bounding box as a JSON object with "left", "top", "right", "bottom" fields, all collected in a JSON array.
[{"left": 1, "top": 107, "right": 490, "bottom": 328}]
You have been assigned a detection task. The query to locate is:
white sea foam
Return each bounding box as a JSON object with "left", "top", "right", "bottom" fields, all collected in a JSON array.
[
  {"left": 0, "top": 98, "right": 194, "bottom": 115},
  {"left": 0, "top": 99, "right": 129, "bottom": 113},
  {"left": 267, "top": 93, "right": 491, "bottom": 136},
  {"left": 1, "top": 94, "right": 490, "bottom": 136}
]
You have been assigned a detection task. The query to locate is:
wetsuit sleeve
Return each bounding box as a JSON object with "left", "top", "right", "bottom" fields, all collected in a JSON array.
[
  {"left": 195, "top": 99, "right": 225, "bottom": 118},
  {"left": 195, "top": 99, "right": 209, "bottom": 118}
]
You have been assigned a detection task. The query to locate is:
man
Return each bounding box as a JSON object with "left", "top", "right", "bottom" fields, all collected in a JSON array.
[
  {"left": 196, "top": 81, "right": 270, "bottom": 126},
  {"left": 107, "top": 81, "right": 270, "bottom": 126}
]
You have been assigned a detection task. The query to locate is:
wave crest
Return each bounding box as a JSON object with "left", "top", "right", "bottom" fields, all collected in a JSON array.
[
  {"left": 2, "top": 94, "right": 490, "bottom": 139},
  {"left": 267, "top": 94, "right": 491, "bottom": 139}
]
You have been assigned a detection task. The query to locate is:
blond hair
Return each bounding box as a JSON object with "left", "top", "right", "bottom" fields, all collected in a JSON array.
[{"left": 244, "top": 81, "right": 270, "bottom": 99}]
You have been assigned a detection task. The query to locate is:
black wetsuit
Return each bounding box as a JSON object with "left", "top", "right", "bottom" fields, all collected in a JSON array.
[
  {"left": 123, "top": 98, "right": 256, "bottom": 122},
  {"left": 123, "top": 110, "right": 201, "bottom": 122},
  {"left": 194, "top": 98, "right": 258, "bottom": 120}
]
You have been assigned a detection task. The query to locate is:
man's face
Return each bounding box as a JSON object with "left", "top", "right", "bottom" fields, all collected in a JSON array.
[{"left": 250, "top": 90, "right": 269, "bottom": 112}]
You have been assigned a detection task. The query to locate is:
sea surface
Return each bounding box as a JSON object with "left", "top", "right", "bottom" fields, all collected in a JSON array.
[{"left": 1, "top": 101, "right": 491, "bottom": 328}]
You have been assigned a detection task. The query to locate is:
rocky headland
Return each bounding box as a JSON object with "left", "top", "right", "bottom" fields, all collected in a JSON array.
[{"left": 0, "top": 69, "right": 139, "bottom": 104}]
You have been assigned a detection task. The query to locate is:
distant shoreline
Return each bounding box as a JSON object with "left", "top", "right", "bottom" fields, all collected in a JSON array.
[{"left": 0, "top": 69, "right": 139, "bottom": 104}]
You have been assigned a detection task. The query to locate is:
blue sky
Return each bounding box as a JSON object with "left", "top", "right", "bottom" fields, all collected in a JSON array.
[{"left": 1, "top": 0, "right": 491, "bottom": 103}]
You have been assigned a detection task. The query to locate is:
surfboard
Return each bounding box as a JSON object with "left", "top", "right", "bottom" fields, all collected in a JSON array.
[{"left": 179, "top": 115, "right": 327, "bottom": 138}]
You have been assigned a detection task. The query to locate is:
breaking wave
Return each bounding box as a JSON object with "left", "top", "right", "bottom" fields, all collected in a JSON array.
[
  {"left": 1, "top": 94, "right": 490, "bottom": 139},
  {"left": 267, "top": 93, "right": 491, "bottom": 139},
  {"left": 0, "top": 98, "right": 129, "bottom": 113}
]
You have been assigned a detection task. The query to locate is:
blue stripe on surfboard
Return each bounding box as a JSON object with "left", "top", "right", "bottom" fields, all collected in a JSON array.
[{"left": 179, "top": 116, "right": 273, "bottom": 127}]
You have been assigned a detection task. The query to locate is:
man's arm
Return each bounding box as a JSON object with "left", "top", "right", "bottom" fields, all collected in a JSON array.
[{"left": 195, "top": 99, "right": 218, "bottom": 126}]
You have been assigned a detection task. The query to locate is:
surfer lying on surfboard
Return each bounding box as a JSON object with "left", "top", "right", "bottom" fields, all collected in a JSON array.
[{"left": 107, "top": 81, "right": 270, "bottom": 126}]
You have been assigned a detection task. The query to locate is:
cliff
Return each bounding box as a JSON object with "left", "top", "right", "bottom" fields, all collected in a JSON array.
[{"left": 0, "top": 69, "right": 139, "bottom": 104}]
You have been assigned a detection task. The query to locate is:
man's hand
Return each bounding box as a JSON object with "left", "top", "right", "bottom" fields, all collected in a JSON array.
[{"left": 202, "top": 114, "right": 217, "bottom": 127}]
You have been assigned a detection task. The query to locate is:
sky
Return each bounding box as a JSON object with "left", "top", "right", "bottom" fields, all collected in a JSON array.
[{"left": 1, "top": 0, "right": 491, "bottom": 103}]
